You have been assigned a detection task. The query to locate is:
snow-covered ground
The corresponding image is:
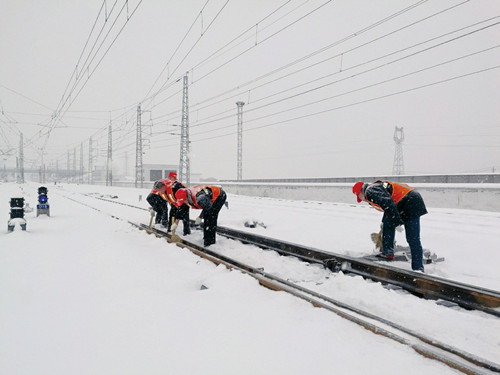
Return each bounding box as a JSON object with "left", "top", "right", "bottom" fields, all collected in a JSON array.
[{"left": 1, "top": 181, "right": 499, "bottom": 374}]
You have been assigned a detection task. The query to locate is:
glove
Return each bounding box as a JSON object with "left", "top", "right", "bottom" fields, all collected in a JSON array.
[
  {"left": 371, "top": 231, "right": 382, "bottom": 250},
  {"left": 194, "top": 216, "right": 202, "bottom": 225},
  {"left": 171, "top": 223, "right": 178, "bottom": 234},
  {"left": 148, "top": 207, "right": 155, "bottom": 215}
]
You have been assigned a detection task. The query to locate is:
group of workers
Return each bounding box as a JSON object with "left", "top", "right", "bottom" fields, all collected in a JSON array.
[
  {"left": 146, "top": 172, "right": 227, "bottom": 247},
  {"left": 148, "top": 173, "right": 427, "bottom": 272}
]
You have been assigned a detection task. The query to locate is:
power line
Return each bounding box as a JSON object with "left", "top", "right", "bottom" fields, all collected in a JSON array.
[
  {"left": 166, "top": 24, "right": 500, "bottom": 136},
  {"left": 144, "top": 1, "right": 465, "bottom": 127},
  {"left": 147, "top": 64, "right": 500, "bottom": 150}
]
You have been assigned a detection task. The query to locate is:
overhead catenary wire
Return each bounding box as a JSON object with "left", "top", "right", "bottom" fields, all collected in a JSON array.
[
  {"left": 38, "top": 0, "right": 144, "bottom": 157},
  {"left": 141, "top": 0, "right": 211, "bottom": 103},
  {"left": 146, "top": 63, "right": 500, "bottom": 152},
  {"left": 143, "top": 0, "right": 458, "bottom": 126},
  {"left": 141, "top": 0, "right": 335, "bottom": 116},
  {"left": 9, "top": 0, "right": 428, "bottom": 163},
  {"left": 142, "top": 0, "right": 231, "bottom": 108},
  {"left": 149, "top": 16, "right": 500, "bottom": 139},
  {"left": 6, "top": 1, "right": 498, "bottom": 178}
]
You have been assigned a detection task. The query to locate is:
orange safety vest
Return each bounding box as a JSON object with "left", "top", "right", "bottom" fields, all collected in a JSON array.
[
  {"left": 152, "top": 179, "right": 185, "bottom": 204},
  {"left": 150, "top": 179, "right": 169, "bottom": 202},
  {"left": 367, "top": 180, "right": 413, "bottom": 212},
  {"left": 164, "top": 181, "right": 178, "bottom": 204},
  {"left": 186, "top": 185, "right": 221, "bottom": 209}
]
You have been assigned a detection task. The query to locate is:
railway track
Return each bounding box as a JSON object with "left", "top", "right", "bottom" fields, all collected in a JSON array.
[
  {"left": 60, "top": 191, "right": 500, "bottom": 374},
  {"left": 136, "top": 223, "right": 500, "bottom": 375},
  {"left": 80, "top": 191, "right": 500, "bottom": 316},
  {"left": 215, "top": 225, "right": 500, "bottom": 317}
]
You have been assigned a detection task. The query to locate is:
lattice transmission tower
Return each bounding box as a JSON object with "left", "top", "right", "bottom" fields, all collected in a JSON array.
[
  {"left": 179, "top": 74, "right": 190, "bottom": 185},
  {"left": 236, "top": 101, "right": 245, "bottom": 180},
  {"left": 392, "top": 126, "right": 405, "bottom": 175}
]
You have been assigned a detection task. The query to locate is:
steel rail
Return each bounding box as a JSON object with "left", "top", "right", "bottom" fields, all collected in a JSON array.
[
  {"left": 137, "top": 223, "right": 500, "bottom": 375},
  {"left": 55, "top": 191, "right": 500, "bottom": 373},
  {"left": 215, "top": 225, "right": 500, "bottom": 317},
  {"left": 79, "top": 192, "right": 500, "bottom": 316}
]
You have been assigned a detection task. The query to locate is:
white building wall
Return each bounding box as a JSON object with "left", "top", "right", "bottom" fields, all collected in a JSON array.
[{"left": 218, "top": 182, "right": 500, "bottom": 212}]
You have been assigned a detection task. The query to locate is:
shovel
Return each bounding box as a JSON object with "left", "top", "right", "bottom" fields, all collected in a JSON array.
[
  {"left": 147, "top": 210, "right": 155, "bottom": 234},
  {"left": 169, "top": 233, "right": 182, "bottom": 243},
  {"left": 168, "top": 216, "right": 182, "bottom": 243}
]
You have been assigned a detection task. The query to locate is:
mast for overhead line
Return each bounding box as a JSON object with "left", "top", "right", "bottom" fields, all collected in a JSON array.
[
  {"left": 236, "top": 101, "right": 245, "bottom": 181},
  {"left": 106, "top": 123, "right": 112, "bottom": 186},
  {"left": 88, "top": 137, "right": 93, "bottom": 184},
  {"left": 179, "top": 74, "right": 190, "bottom": 185},
  {"left": 73, "top": 148, "right": 77, "bottom": 182},
  {"left": 392, "top": 126, "right": 405, "bottom": 175},
  {"left": 19, "top": 132, "right": 24, "bottom": 183},
  {"left": 67, "top": 151, "right": 70, "bottom": 182},
  {"left": 135, "top": 104, "right": 144, "bottom": 188},
  {"left": 80, "top": 143, "right": 84, "bottom": 184}
]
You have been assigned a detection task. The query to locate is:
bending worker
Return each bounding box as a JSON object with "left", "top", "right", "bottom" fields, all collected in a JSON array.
[
  {"left": 146, "top": 180, "right": 169, "bottom": 227},
  {"left": 163, "top": 172, "right": 190, "bottom": 235},
  {"left": 352, "top": 180, "right": 427, "bottom": 272},
  {"left": 146, "top": 172, "right": 190, "bottom": 234},
  {"left": 172, "top": 185, "right": 227, "bottom": 247}
]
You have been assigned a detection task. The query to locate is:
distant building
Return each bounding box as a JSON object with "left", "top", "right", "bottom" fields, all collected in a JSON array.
[{"left": 143, "top": 163, "right": 201, "bottom": 183}]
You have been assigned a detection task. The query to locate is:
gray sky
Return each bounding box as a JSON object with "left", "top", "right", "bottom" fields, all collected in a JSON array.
[{"left": 1, "top": 0, "right": 499, "bottom": 180}]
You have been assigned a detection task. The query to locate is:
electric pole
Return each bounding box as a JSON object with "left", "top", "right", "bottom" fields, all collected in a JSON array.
[
  {"left": 73, "top": 148, "right": 77, "bottom": 182},
  {"left": 80, "top": 143, "right": 84, "bottom": 184},
  {"left": 19, "top": 132, "right": 24, "bottom": 183},
  {"left": 236, "top": 101, "right": 245, "bottom": 180},
  {"left": 88, "top": 137, "right": 93, "bottom": 184},
  {"left": 392, "top": 126, "right": 405, "bottom": 175},
  {"left": 135, "top": 104, "right": 144, "bottom": 188},
  {"left": 106, "top": 123, "right": 112, "bottom": 186},
  {"left": 179, "top": 74, "right": 190, "bottom": 185}
]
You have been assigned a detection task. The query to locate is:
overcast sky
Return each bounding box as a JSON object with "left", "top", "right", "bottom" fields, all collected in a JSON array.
[{"left": 1, "top": 0, "right": 499, "bottom": 180}]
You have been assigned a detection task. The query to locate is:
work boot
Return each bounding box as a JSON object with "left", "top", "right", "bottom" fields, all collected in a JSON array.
[{"left": 376, "top": 252, "right": 394, "bottom": 260}]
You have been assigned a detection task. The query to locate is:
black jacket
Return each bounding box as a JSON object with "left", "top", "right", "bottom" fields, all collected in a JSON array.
[{"left": 364, "top": 181, "right": 427, "bottom": 227}]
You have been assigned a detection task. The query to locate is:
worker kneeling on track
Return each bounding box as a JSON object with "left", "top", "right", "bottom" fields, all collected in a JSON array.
[{"left": 172, "top": 185, "right": 227, "bottom": 247}]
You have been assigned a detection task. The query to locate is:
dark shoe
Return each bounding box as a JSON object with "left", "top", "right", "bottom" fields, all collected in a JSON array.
[
  {"left": 376, "top": 252, "right": 394, "bottom": 260},
  {"left": 204, "top": 240, "right": 215, "bottom": 247}
]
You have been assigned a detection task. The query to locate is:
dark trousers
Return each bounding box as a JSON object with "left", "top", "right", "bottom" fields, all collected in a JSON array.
[
  {"left": 147, "top": 193, "right": 169, "bottom": 225},
  {"left": 199, "top": 191, "right": 227, "bottom": 246},
  {"left": 404, "top": 217, "right": 424, "bottom": 271},
  {"left": 169, "top": 205, "right": 190, "bottom": 235},
  {"left": 157, "top": 202, "right": 169, "bottom": 225},
  {"left": 382, "top": 217, "right": 424, "bottom": 271}
]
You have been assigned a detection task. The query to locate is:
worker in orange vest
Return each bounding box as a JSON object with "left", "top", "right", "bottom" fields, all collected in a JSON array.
[
  {"left": 146, "top": 172, "right": 190, "bottom": 234},
  {"left": 172, "top": 185, "right": 227, "bottom": 247},
  {"left": 146, "top": 180, "right": 169, "bottom": 227},
  {"left": 352, "top": 180, "right": 427, "bottom": 271},
  {"left": 163, "top": 172, "right": 190, "bottom": 234}
]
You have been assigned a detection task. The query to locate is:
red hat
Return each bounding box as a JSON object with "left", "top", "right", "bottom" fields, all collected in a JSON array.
[
  {"left": 352, "top": 181, "right": 364, "bottom": 203},
  {"left": 174, "top": 188, "right": 187, "bottom": 207},
  {"left": 168, "top": 171, "right": 177, "bottom": 180}
]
